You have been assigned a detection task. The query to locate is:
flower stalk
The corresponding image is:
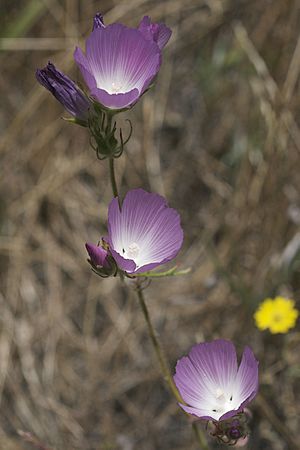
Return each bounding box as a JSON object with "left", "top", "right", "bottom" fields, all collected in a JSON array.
[
  {"left": 135, "top": 281, "right": 182, "bottom": 403},
  {"left": 104, "top": 105, "right": 208, "bottom": 449},
  {"left": 109, "top": 157, "right": 119, "bottom": 199},
  {"left": 192, "top": 423, "right": 210, "bottom": 450},
  {"left": 135, "top": 281, "right": 209, "bottom": 450},
  {"left": 132, "top": 265, "right": 191, "bottom": 278},
  {"left": 105, "top": 111, "right": 121, "bottom": 204}
]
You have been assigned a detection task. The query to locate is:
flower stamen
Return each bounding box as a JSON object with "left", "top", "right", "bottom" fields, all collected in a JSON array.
[
  {"left": 125, "top": 242, "right": 140, "bottom": 259},
  {"left": 111, "top": 81, "right": 123, "bottom": 93}
]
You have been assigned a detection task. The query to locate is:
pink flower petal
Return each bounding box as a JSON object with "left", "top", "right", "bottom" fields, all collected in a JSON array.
[{"left": 234, "top": 346, "right": 259, "bottom": 406}]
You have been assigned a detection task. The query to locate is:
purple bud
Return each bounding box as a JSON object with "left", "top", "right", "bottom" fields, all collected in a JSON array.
[
  {"left": 36, "top": 62, "right": 91, "bottom": 121},
  {"left": 85, "top": 242, "right": 109, "bottom": 268},
  {"left": 93, "top": 13, "right": 105, "bottom": 30},
  {"left": 231, "top": 419, "right": 241, "bottom": 428},
  {"left": 138, "top": 16, "right": 172, "bottom": 50},
  {"left": 229, "top": 428, "right": 242, "bottom": 439}
]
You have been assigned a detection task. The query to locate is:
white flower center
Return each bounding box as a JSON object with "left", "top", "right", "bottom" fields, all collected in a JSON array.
[
  {"left": 123, "top": 242, "right": 140, "bottom": 260},
  {"left": 210, "top": 387, "right": 235, "bottom": 417},
  {"left": 111, "top": 81, "right": 123, "bottom": 93},
  {"left": 215, "top": 388, "right": 226, "bottom": 402}
]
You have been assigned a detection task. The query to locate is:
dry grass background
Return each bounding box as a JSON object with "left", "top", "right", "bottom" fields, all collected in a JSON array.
[{"left": 1, "top": 0, "right": 300, "bottom": 449}]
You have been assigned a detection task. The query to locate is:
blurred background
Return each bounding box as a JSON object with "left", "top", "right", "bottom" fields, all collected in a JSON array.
[{"left": 1, "top": 0, "right": 300, "bottom": 449}]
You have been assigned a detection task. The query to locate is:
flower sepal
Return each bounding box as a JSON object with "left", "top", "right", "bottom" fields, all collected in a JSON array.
[
  {"left": 62, "top": 116, "right": 89, "bottom": 127},
  {"left": 87, "top": 254, "right": 118, "bottom": 278},
  {"left": 88, "top": 109, "right": 132, "bottom": 160},
  {"left": 208, "top": 412, "right": 250, "bottom": 446},
  {"left": 128, "top": 265, "right": 191, "bottom": 278}
]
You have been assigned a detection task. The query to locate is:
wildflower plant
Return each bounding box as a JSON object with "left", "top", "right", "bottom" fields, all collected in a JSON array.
[{"left": 36, "top": 11, "right": 261, "bottom": 450}]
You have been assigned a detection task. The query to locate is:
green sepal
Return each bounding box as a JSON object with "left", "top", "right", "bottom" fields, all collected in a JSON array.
[
  {"left": 129, "top": 266, "right": 191, "bottom": 279},
  {"left": 62, "top": 116, "right": 88, "bottom": 127}
]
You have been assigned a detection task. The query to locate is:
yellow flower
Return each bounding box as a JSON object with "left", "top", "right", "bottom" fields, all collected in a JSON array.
[{"left": 254, "top": 296, "right": 298, "bottom": 334}]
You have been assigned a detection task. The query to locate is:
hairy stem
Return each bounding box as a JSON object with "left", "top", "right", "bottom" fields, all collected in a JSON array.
[
  {"left": 106, "top": 112, "right": 119, "bottom": 200},
  {"left": 136, "top": 282, "right": 181, "bottom": 402},
  {"left": 135, "top": 281, "right": 209, "bottom": 449},
  {"left": 109, "top": 157, "right": 119, "bottom": 198}
]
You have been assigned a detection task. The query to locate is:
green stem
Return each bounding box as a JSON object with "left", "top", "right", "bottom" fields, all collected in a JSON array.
[
  {"left": 133, "top": 266, "right": 191, "bottom": 278},
  {"left": 136, "top": 282, "right": 181, "bottom": 403},
  {"left": 106, "top": 112, "right": 120, "bottom": 200},
  {"left": 192, "top": 423, "right": 210, "bottom": 450},
  {"left": 135, "top": 281, "right": 209, "bottom": 449},
  {"left": 109, "top": 157, "right": 119, "bottom": 198}
]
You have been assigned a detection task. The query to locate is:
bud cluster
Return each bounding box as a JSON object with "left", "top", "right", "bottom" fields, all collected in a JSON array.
[{"left": 208, "top": 413, "right": 250, "bottom": 446}]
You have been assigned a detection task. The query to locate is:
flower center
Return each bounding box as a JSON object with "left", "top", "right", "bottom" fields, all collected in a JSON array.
[
  {"left": 211, "top": 388, "right": 234, "bottom": 416},
  {"left": 272, "top": 312, "right": 283, "bottom": 322},
  {"left": 124, "top": 242, "right": 140, "bottom": 260},
  {"left": 215, "top": 388, "right": 226, "bottom": 403},
  {"left": 111, "top": 81, "right": 123, "bottom": 93}
]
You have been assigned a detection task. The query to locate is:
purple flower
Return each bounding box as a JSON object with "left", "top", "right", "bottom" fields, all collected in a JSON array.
[
  {"left": 107, "top": 189, "right": 183, "bottom": 274},
  {"left": 36, "top": 62, "right": 91, "bottom": 121},
  {"left": 74, "top": 14, "right": 171, "bottom": 110},
  {"left": 85, "top": 242, "right": 109, "bottom": 268},
  {"left": 174, "top": 340, "right": 258, "bottom": 422}
]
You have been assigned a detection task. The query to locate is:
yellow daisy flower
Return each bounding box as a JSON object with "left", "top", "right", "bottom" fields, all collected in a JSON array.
[{"left": 254, "top": 296, "right": 298, "bottom": 334}]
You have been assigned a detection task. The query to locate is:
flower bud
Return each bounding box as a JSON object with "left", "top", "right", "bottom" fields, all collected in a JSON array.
[
  {"left": 208, "top": 413, "right": 250, "bottom": 446},
  {"left": 86, "top": 242, "right": 109, "bottom": 268},
  {"left": 85, "top": 242, "right": 117, "bottom": 277},
  {"left": 93, "top": 13, "right": 105, "bottom": 30},
  {"left": 138, "top": 16, "right": 172, "bottom": 50},
  {"left": 36, "top": 62, "right": 91, "bottom": 123}
]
